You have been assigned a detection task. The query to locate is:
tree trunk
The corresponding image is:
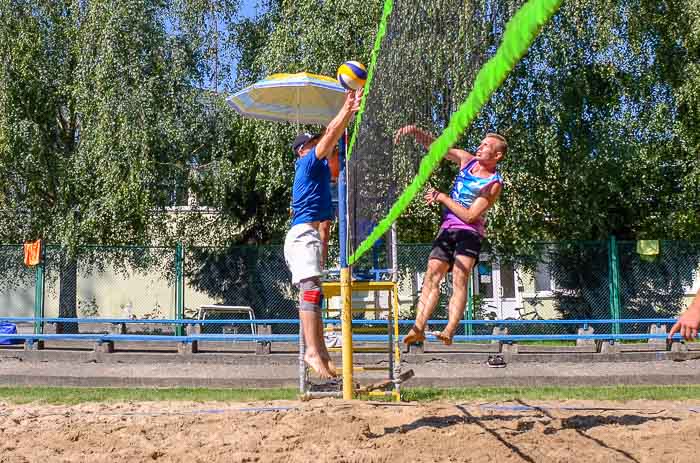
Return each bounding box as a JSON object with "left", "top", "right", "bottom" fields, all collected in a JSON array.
[{"left": 56, "top": 256, "right": 78, "bottom": 334}]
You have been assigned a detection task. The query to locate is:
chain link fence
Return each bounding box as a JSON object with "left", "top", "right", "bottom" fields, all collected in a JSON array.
[
  {"left": 396, "top": 240, "right": 698, "bottom": 336},
  {"left": 0, "top": 245, "right": 35, "bottom": 330},
  {"left": 617, "top": 240, "right": 700, "bottom": 334},
  {"left": 4, "top": 245, "right": 177, "bottom": 335},
  {"left": 499, "top": 241, "right": 613, "bottom": 335},
  {"left": 184, "top": 246, "right": 297, "bottom": 335},
  {"left": 1, "top": 240, "right": 697, "bottom": 337}
]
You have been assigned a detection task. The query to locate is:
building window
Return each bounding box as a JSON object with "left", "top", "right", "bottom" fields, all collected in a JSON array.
[{"left": 534, "top": 262, "right": 552, "bottom": 292}]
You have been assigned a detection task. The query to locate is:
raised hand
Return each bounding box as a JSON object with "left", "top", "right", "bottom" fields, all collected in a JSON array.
[
  {"left": 394, "top": 124, "right": 434, "bottom": 148},
  {"left": 424, "top": 187, "right": 443, "bottom": 205},
  {"left": 394, "top": 124, "right": 417, "bottom": 145},
  {"left": 345, "top": 88, "right": 363, "bottom": 114}
]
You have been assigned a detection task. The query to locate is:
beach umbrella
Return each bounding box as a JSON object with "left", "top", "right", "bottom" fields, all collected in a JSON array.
[{"left": 226, "top": 72, "right": 345, "bottom": 126}]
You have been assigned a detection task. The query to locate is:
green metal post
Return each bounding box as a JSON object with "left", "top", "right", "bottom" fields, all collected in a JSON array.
[
  {"left": 175, "top": 243, "right": 185, "bottom": 336},
  {"left": 33, "top": 247, "right": 46, "bottom": 335},
  {"left": 466, "top": 278, "right": 474, "bottom": 336},
  {"left": 608, "top": 236, "right": 622, "bottom": 336}
]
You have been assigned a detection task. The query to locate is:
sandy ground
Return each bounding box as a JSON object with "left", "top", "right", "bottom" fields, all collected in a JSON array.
[{"left": 1, "top": 399, "right": 699, "bottom": 463}]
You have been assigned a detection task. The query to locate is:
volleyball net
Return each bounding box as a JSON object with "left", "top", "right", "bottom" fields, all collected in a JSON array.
[{"left": 347, "top": 0, "right": 563, "bottom": 266}]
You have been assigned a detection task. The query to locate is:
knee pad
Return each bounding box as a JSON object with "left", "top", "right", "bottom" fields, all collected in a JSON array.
[{"left": 299, "top": 278, "right": 322, "bottom": 313}]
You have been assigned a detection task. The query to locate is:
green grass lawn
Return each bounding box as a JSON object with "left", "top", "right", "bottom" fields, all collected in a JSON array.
[
  {"left": 0, "top": 385, "right": 699, "bottom": 405},
  {"left": 0, "top": 387, "right": 296, "bottom": 405},
  {"left": 400, "top": 385, "right": 700, "bottom": 402}
]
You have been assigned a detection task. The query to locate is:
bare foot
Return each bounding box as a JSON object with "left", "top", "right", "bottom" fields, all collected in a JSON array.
[
  {"left": 319, "top": 348, "right": 338, "bottom": 376},
  {"left": 403, "top": 325, "right": 426, "bottom": 345},
  {"left": 325, "top": 359, "right": 338, "bottom": 376},
  {"left": 433, "top": 330, "right": 454, "bottom": 346},
  {"left": 304, "top": 352, "right": 337, "bottom": 379}
]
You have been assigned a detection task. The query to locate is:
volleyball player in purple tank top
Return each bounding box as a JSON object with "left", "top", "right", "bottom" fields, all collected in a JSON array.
[{"left": 394, "top": 126, "right": 507, "bottom": 346}]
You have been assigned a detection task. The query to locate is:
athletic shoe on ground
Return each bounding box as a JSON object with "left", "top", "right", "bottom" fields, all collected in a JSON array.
[{"left": 486, "top": 355, "right": 507, "bottom": 368}]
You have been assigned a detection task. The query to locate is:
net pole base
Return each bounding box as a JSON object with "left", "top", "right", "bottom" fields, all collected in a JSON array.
[{"left": 341, "top": 267, "right": 354, "bottom": 400}]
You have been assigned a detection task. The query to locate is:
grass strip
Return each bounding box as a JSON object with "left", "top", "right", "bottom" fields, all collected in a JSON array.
[
  {"left": 402, "top": 385, "right": 700, "bottom": 402},
  {"left": 0, "top": 387, "right": 297, "bottom": 405},
  {"left": 1, "top": 385, "right": 698, "bottom": 405}
]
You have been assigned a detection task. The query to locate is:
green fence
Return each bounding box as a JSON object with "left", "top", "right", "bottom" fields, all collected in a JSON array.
[{"left": 0, "top": 239, "right": 697, "bottom": 336}]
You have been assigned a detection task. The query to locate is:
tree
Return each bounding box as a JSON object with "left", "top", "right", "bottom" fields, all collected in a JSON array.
[
  {"left": 0, "top": 0, "right": 239, "bottom": 327},
  {"left": 474, "top": 0, "right": 700, "bottom": 319},
  {"left": 315, "top": 0, "right": 700, "bottom": 320},
  {"left": 193, "top": 0, "right": 384, "bottom": 243}
]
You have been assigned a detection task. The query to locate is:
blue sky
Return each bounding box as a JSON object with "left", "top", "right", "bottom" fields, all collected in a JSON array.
[
  {"left": 240, "top": 0, "right": 260, "bottom": 19},
  {"left": 191, "top": 0, "right": 263, "bottom": 91}
]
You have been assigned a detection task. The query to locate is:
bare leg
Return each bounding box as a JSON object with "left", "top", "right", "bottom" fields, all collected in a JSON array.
[
  {"left": 404, "top": 258, "right": 449, "bottom": 344},
  {"left": 298, "top": 277, "right": 337, "bottom": 378},
  {"left": 300, "top": 311, "right": 337, "bottom": 378},
  {"left": 435, "top": 255, "right": 476, "bottom": 345},
  {"left": 316, "top": 315, "right": 337, "bottom": 369}
]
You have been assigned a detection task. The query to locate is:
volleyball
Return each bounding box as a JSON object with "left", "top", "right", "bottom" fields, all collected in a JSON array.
[{"left": 337, "top": 61, "right": 367, "bottom": 91}]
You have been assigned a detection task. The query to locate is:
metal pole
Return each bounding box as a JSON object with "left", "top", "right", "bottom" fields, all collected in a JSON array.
[
  {"left": 175, "top": 244, "right": 185, "bottom": 336},
  {"left": 299, "top": 320, "right": 306, "bottom": 394},
  {"left": 339, "top": 130, "right": 353, "bottom": 400},
  {"left": 608, "top": 236, "right": 621, "bottom": 336},
  {"left": 388, "top": 223, "right": 398, "bottom": 382},
  {"left": 341, "top": 268, "right": 353, "bottom": 400},
  {"left": 33, "top": 244, "right": 45, "bottom": 335},
  {"left": 466, "top": 277, "right": 474, "bottom": 336},
  {"left": 390, "top": 223, "right": 398, "bottom": 280},
  {"left": 339, "top": 131, "right": 348, "bottom": 270}
]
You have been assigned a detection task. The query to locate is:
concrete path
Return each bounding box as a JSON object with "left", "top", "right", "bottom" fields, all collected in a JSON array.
[{"left": 1, "top": 353, "right": 700, "bottom": 388}]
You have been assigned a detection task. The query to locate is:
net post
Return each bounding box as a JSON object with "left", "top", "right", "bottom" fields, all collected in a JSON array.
[
  {"left": 339, "top": 130, "right": 354, "bottom": 400},
  {"left": 341, "top": 267, "right": 353, "bottom": 400},
  {"left": 339, "top": 131, "right": 348, "bottom": 270}
]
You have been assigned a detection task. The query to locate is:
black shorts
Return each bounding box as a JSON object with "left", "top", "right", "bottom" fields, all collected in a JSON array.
[{"left": 429, "top": 228, "right": 482, "bottom": 269}]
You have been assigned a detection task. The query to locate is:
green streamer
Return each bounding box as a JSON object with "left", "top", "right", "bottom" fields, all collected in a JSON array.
[
  {"left": 346, "top": 0, "right": 394, "bottom": 161},
  {"left": 349, "top": 0, "right": 563, "bottom": 265}
]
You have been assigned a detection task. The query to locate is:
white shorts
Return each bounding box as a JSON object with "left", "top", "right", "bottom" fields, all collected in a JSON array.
[{"left": 284, "top": 224, "right": 322, "bottom": 285}]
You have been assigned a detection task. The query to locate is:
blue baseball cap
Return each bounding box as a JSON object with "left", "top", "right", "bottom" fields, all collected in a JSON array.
[{"left": 291, "top": 132, "right": 320, "bottom": 152}]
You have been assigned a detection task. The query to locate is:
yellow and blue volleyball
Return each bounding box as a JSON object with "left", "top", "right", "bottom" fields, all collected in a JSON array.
[{"left": 337, "top": 61, "right": 367, "bottom": 91}]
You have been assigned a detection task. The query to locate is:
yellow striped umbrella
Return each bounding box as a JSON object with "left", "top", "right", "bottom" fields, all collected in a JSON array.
[{"left": 226, "top": 72, "right": 345, "bottom": 126}]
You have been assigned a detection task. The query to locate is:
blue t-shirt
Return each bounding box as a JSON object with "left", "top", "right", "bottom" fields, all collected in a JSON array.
[{"left": 291, "top": 148, "right": 332, "bottom": 226}]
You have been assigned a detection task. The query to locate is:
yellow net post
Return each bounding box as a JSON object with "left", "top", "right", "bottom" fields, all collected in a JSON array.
[{"left": 341, "top": 267, "right": 354, "bottom": 400}]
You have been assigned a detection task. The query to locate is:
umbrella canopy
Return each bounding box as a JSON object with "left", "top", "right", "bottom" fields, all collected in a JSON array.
[{"left": 226, "top": 72, "right": 346, "bottom": 126}]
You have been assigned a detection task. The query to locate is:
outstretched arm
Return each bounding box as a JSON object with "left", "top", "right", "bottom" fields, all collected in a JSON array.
[
  {"left": 394, "top": 124, "right": 473, "bottom": 167},
  {"left": 669, "top": 289, "right": 700, "bottom": 340},
  {"left": 425, "top": 182, "right": 502, "bottom": 224},
  {"left": 315, "top": 89, "right": 363, "bottom": 159}
]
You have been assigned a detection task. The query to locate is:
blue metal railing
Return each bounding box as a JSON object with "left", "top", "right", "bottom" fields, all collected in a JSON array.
[
  {"left": 0, "top": 316, "right": 689, "bottom": 344},
  {"left": 0, "top": 333, "right": 687, "bottom": 343},
  {"left": 0, "top": 317, "right": 680, "bottom": 326}
]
